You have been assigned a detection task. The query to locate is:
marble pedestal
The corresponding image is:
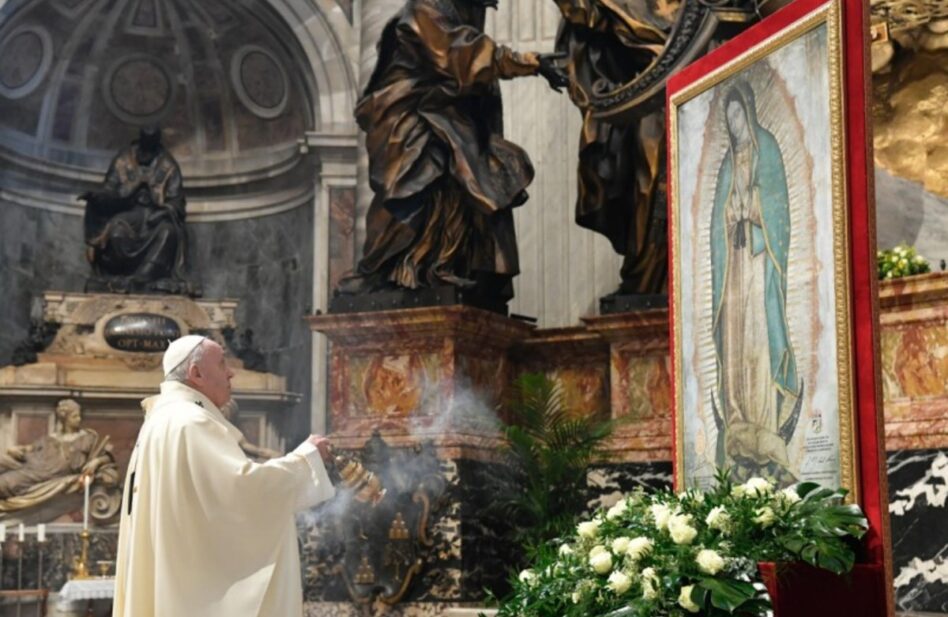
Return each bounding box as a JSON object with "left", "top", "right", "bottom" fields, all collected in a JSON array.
[
  {"left": 305, "top": 307, "right": 534, "bottom": 613},
  {"left": 308, "top": 305, "right": 534, "bottom": 456}
]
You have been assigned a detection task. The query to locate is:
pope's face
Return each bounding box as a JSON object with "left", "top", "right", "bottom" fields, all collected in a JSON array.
[{"left": 190, "top": 341, "right": 234, "bottom": 409}]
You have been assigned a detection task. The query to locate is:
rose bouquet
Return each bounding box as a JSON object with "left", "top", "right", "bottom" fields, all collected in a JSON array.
[
  {"left": 493, "top": 472, "right": 867, "bottom": 617},
  {"left": 877, "top": 244, "right": 930, "bottom": 279}
]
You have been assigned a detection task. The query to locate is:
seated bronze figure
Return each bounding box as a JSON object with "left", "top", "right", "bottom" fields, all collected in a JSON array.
[{"left": 81, "top": 126, "right": 197, "bottom": 295}]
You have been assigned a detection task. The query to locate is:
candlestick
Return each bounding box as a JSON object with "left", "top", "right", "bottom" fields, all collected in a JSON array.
[
  {"left": 83, "top": 473, "right": 91, "bottom": 531},
  {"left": 17, "top": 523, "right": 24, "bottom": 542},
  {"left": 36, "top": 524, "right": 46, "bottom": 543},
  {"left": 0, "top": 523, "right": 6, "bottom": 543},
  {"left": 70, "top": 529, "right": 92, "bottom": 580}
]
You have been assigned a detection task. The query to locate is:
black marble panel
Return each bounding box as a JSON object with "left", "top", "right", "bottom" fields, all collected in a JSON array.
[
  {"left": 887, "top": 448, "right": 948, "bottom": 613},
  {"left": 297, "top": 456, "right": 675, "bottom": 606}
]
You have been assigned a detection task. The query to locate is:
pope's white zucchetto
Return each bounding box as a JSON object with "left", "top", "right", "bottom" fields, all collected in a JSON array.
[{"left": 162, "top": 335, "right": 207, "bottom": 377}]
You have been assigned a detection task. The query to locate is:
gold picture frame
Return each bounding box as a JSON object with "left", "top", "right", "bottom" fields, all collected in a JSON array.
[{"left": 667, "top": 0, "right": 859, "bottom": 499}]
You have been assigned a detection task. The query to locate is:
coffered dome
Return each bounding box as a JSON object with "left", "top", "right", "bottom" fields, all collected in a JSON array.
[{"left": 0, "top": 0, "right": 320, "bottom": 220}]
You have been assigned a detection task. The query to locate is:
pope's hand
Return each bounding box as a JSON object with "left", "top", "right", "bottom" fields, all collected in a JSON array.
[{"left": 306, "top": 435, "right": 333, "bottom": 464}]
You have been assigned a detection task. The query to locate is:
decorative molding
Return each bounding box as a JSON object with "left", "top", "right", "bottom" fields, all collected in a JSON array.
[
  {"left": 0, "top": 182, "right": 316, "bottom": 222},
  {"left": 230, "top": 44, "right": 290, "bottom": 119},
  {"left": 100, "top": 53, "right": 177, "bottom": 125},
  {"left": 0, "top": 25, "right": 53, "bottom": 100}
]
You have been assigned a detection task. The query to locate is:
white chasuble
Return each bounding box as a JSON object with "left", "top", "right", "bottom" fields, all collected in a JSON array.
[{"left": 113, "top": 381, "right": 335, "bottom": 617}]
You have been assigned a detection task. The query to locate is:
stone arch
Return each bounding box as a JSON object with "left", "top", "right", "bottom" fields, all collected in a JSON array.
[{"left": 263, "top": 0, "right": 359, "bottom": 132}]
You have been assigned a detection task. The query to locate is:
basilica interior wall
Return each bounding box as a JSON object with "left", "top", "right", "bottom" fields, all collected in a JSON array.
[
  {"left": 486, "top": 5, "right": 626, "bottom": 327},
  {"left": 0, "top": 0, "right": 946, "bottom": 614}
]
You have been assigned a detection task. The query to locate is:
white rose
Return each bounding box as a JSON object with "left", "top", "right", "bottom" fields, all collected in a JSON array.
[
  {"left": 743, "top": 477, "right": 774, "bottom": 495},
  {"left": 559, "top": 543, "right": 574, "bottom": 557},
  {"left": 754, "top": 506, "right": 776, "bottom": 528},
  {"left": 705, "top": 506, "right": 731, "bottom": 533},
  {"left": 607, "top": 571, "right": 632, "bottom": 594},
  {"left": 518, "top": 569, "right": 538, "bottom": 586},
  {"left": 650, "top": 503, "right": 673, "bottom": 530},
  {"left": 731, "top": 484, "right": 748, "bottom": 498},
  {"left": 678, "top": 584, "right": 701, "bottom": 613},
  {"left": 696, "top": 549, "right": 726, "bottom": 575},
  {"left": 571, "top": 591, "right": 582, "bottom": 604},
  {"left": 668, "top": 513, "right": 698, "bottom": 545},
  {"left": 611, "top": 536, "right": 631, "bottom": 554},
  {"left": 780, "top": 487, "right": 802, "bottom": 505},
  {"left": 577, "top": 520, "right": 600, "bottom": 539},
  {"left": 641, "top": 567, "right": 659, "bottom": 601},
  {"left": 626, "top": 537, "right": 654, "bottom": 561},
  {"left": 589, "top": 550, "right": 613, "bottom": 575},
  {"left": 607, "top": 501, "right": 627, "bottom": 520},
  {"left": 589, "top": 544, "right": 608, "bottom": 558}
]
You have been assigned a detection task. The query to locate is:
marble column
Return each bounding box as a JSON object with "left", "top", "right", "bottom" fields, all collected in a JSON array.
[{"left": 303, "top": 131, "right": 359, "bottom": 435}]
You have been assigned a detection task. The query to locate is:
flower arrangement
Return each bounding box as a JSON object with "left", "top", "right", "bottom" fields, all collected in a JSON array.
[
  {"left": 492, "top": 472, "right": 868, "bottom": 617},
  {"left": 877, "top": 244, "right": 930, "bottom": 280}
]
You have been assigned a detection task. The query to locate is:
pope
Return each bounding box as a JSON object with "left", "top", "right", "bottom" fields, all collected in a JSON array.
[{"left": 113, "top": 335, "right": 335, "bottom": 617}]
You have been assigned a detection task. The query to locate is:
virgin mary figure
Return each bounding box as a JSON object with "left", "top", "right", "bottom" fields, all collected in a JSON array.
[{"left": 709, "top": 80, "right": 803, "bottom": 482}]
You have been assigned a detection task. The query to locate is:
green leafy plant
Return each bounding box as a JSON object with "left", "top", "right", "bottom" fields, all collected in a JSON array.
[
  {"left": 878, "top": 244, "right": 930, "bottom": 279},
  {"left": 492, "top": 470, "right": 868, "bottom": 617},
  {"left": 494, "top": 373, "right": 614, "bottom": 555}
]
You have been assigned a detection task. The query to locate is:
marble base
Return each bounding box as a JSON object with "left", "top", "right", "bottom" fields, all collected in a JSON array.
[
  {"left": 510, "top": 309, "right": 673, "bottom": 463},
  {"left": 888, "top": 448, "right": 948, "bottom": 613},
  {"left": 308, "top": 306, "right": 533, "bottom": 459}
]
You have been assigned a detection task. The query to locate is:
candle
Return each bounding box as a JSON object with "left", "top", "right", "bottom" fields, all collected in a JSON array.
[
  {"left": 17, "top": 523, "right": 24, "bottom": 542},
  {"left": 0, "top": 523, "right": 6, "bottom": 542},
  {"left": 37, "top": 524, "right": 46, "bottom": 543},
  {"left": 83, "top": 474, "right": 91, "bottom": 531}
]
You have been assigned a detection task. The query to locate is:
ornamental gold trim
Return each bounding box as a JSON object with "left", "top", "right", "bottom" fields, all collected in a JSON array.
[{"left": 669, "top": 0, "right": 858, "bottom": 500}]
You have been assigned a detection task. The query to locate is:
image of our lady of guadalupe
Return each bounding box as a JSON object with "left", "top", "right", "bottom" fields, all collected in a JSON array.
[{"left": 708, "top": 79, "right": 804, "bottom": 484}]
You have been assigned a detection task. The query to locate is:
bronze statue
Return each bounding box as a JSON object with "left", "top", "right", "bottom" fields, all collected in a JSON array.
[
  {"left": 555, "top": 0, "right": 678, "bottom": 300},
  {"left": 336, "top": 0, "right": 567, "bottom": 304},
  {"left": 80, "top": 126, "right": 197, "bottom": 295},
  {"left": 0, "top": 399, "right": 120, "bottom": 522}
]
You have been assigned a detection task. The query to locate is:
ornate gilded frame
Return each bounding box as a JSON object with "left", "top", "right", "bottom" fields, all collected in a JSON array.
[{"left": 666, "top": 0, "right": 857, "bottom": 497}]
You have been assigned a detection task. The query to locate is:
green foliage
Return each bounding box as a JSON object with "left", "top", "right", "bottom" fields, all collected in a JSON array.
[
  {"left": 492, "top": 469, "right": 868, "bottom": 617},
  {"left": 496, "top": 373, "right": 614, "bottom": 554},
  {"left": 878, "top": 244, "right": 930, "bottom": 279}
]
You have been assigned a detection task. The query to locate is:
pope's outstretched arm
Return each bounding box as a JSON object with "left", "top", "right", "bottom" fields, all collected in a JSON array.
[{"left": 177, "top": 415, "right": 335, "bottom": 522}]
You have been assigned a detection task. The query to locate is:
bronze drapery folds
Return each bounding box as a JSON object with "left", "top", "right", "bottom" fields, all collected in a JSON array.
[
  {"left": 337, "top": 0, "right": 567, "bottom": 303},
  {"left": 555, "top": 0, "right": 680, "bottom": 296}
]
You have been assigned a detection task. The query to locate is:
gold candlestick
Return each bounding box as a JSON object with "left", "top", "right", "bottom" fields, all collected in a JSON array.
[{"left": 70, "top": 529, "right": 92, "bottom": 580}]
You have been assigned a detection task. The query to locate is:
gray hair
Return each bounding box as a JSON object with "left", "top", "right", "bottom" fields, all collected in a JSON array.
[{"left": 164, "top": 340, "right": 209, "bottom": 383}]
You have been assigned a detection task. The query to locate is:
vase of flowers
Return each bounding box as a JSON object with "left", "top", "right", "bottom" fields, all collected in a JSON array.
[{"left": 492, "top": 471, "right": 868, "bottom": 617}]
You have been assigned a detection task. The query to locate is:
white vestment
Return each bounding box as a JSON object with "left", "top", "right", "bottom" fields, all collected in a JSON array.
[{"left": 113, "top": 381, "right": 335, "bottom": 617}]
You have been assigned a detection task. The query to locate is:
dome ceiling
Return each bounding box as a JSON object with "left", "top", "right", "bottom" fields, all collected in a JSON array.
[{"left": 0, "top": 0, "right": 320, "bottom": 219}]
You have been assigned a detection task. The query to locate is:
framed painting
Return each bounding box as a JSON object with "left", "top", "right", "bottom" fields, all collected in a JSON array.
[{"left": 667, "top": 0, "right": 883, "bottom": 515}]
